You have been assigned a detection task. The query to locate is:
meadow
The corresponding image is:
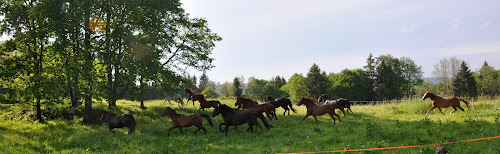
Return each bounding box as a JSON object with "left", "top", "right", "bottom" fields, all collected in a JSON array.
[{"left": 1, "top": 98, "right": 500, "bottom": 153}]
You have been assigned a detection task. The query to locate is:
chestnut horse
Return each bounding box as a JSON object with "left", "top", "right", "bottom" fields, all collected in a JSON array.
[
  {"left": 185, "top": 88, "right": 196, "bottom": 107},
  {"left": 235, "top": 96, "right": 278, "bottom": 121},
  {"left": 422, "top": 91, "right": 470, "bottom": 116},
  {"left": 196, "top": 95, "right": 221, "bottom": 111},
  {"left": 189, "top": 93, "right": 206, "bottom": 107},
  {"left": 297, "top": 97, "right": 346, "bottom": 125},
  {"left": 161, "top": 107, "right": 214, "bottom": 136}
]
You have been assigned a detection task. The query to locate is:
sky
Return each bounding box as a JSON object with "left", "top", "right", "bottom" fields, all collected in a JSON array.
[
  {"left": 180, "top": 0, "right": 500, "bottom": 83},
  {"left": 1, "top": 1, "right": 499, "bottom": 83}
]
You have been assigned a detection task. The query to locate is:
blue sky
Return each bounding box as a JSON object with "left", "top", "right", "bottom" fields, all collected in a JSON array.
[{"left": 181, "top": 0, "right": 500, "bottom": 83}]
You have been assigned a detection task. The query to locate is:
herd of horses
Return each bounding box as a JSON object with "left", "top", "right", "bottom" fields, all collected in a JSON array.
[{"left": 102, "top": 89, "right": 471, "bottom": 136}]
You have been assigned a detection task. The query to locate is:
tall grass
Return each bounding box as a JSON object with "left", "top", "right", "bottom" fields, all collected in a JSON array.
[{"left": 1, "top": 98, "right": 499, "bottom": 153}]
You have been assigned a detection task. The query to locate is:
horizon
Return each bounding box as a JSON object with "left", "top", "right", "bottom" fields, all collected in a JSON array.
[{"left": 181, "top": 0, "right": 500, "bottom": 83}]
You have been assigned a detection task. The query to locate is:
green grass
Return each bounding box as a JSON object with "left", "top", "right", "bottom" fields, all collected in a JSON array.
[{"left": 1, "top": 98, "right": 500, "bottom": 153}]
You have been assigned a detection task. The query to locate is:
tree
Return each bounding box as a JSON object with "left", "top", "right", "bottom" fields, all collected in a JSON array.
[
  {"left": 221, "top": 81, "right": 236, "bottom": 98},
  {"left": 453, "top": 61, "right": 477, "bottom": 97},
  {"left": 305, "top": 63, "right": 329, "bottom": 98},
  {"left": 432, "top": 57, "right": 460, "bottom": 95},
  {"left": 198, "top": 73, "right": 209, "bottom": 93},
  {"left": 329, "top": 68, "right": 370, "bottom": 100},
  {"left": 374, "top": 54, "right": 404, "bottom": 100},
  {"left": 477, "top": 61, "right": 499, "bottom": 96},
  {"left": 363, "top": 53, "right": 376, "bottom": 100},
  {"left": 399, "top": 57, "right": 423, "bottom": 98},
  {"left": 233, "top": 77, "right": 243, "bottom": 96},
  {"left": 270, "top": 76, "right": 286, "bottom": 88},
  {"left": 281, "top": 73, "right": 308, "bottom": 103},
  {"left": 245, "top": 77, "right": 268, "bottom": 100}
]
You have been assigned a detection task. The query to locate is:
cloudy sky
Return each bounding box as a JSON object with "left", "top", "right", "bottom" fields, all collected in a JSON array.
[
  {"left": 1, "top": 1, "right": 499, "bottom": 83},
  {"left": 180, "top": 0, "right": 500, "bottom": 83}
]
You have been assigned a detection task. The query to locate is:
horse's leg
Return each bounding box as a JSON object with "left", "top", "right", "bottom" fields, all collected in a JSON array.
[
  {"left": 178, "top": 127, "right": 184, "bottom": 135},
  {"left": 348, "top": 107, "right": 353, "bottom": 113},
  {"left": 456, "top": 105, "right": 465, "bottom": 111},
  {"left": 235, "top": 125, "right": 242, "bottom": 132},
  {"left": 437, "top": 107, "right": 445, "bottom": 115},
  {"left": 299, "top": 114, "right": 311, "bottom": 124},
  {"left": 331, "top": 112, "right": 342, "bottom": 122},
  {"left": 167, "top": 127, "right": 175, "bottom": 136},
  {"left": 219, "top": 123, "right": 225, "bottom": 132},
  {"left": 313, "top": 115, "right": 319, "bottom": 125},
  {"left": 223, "top": 125, "right": 230, "bottom": 136},
  {"left": 425, "top": 106, "right": 436, "bottom": 116},
  {"left": 265, "top": 112, "right": 272, "bottom": 121}
]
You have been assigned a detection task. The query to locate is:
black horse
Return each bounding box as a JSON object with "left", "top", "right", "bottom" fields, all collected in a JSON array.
[
  {"left": 264, "top": 95, "right": 296, "bottom": 115},
  {"left": 212, "top": 104, "right": 273, "bottom": 136},
  {"left": 318, "top": 94, "right": 353, "bottom": 113},
  {"left": 102, "top": 111, "right": 136, "bottom": 135}
]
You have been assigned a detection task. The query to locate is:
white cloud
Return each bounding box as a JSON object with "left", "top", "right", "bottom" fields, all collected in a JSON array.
[
  {"left": 400, "top": 25, "right": 415, "bottom": 33},
  {"left": 427, "top": 41, "right": 500, "bottom": 55},
  {"left": 450, "top": 18, "right": 460, "bottom": 31},
  {"left": 479, "top": 22, "right": 490, "bottom": 31}
]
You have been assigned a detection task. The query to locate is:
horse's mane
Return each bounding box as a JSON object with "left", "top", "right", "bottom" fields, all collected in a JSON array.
[
  {"left": 239, "top": 97, "right": 258, "bottom": 103},
  {"left": 303, "top": 97, "right": 317, "bottom": 104},
  {"left": 103, "top": 111, "right": 116, "bottom": 116}
]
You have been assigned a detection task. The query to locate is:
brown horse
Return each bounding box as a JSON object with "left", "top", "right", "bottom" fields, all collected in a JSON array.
[
  {"left": 235, "top": 96, "right": 278, "bottom": 121},
  {"left": 161, "top": 107, "right": 214, "bottom": 136},
  {"left": 190, "top": 93, "right": 206, "bottom": 107},
  {"left": 185, "top": 88, "right": 196, "bottom": 107},
  {"left": 422, "top": 91, "right": 470, "bottom": 116},
  {"left": 196, "top": 95, "right": 221, "bottom": 111},
  {"left": 297, "top": 97, "right": 346, "bottom": 125}
]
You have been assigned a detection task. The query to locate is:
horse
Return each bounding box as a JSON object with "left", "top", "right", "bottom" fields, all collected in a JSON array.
[
  {"left": 236, "top": 97, "right": 257, "bottom": 109},
  {"left": 422, "top": 91, "right": 470, "bottom": 116},
  {"left": 196, "top": 95, "right": 221, "bottom": 111},
  {"left": 101, "top": 111, "right": 136, "bottom": 135},
  {"left": 264, "top": 95, "right": 296, "bottom": 115},
  {"left": 235, "top": 96, "right": 278, "bottom": 121},
  {"left": 184, "top": 88, "right": 196, "bottom": 107},
  {"left": 297, "top": 97, "right": 346, "bottom": 125},
  {"left": 212, "top": 104, "right": 273, "bottom": 136},
  {"left": 190, "top": 93, "right": 206, "bottom": 107},
  {"left": 161, "top": 107, "right": 214, "bottom": 136},
  {"left": 318, "top": 94, "right": 353, "bottom": 113},
  {"left": 161, "top": 93, "right": 185, "bottom": 107}
]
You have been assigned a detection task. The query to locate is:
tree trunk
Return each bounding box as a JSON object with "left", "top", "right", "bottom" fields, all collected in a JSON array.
[
  {"left": 140, "top": 76, "right": 146, "bottom": 109},
  {"left": 82, "top": 5, "right": 94, "bottom": 124}
]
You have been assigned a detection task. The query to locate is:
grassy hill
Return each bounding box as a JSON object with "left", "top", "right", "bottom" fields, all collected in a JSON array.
[{"left": 1, "top": 98, "right": 499, "bottom": 153}]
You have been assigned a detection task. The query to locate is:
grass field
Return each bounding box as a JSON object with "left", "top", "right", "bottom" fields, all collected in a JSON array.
[{"left": 1, "top": 98, "right": 500, "bottom": 153}]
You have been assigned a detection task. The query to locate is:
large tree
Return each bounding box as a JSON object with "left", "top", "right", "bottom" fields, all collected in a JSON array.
[
  {"left": 453, "top": 61, "right": 477, "bottom": 97},
  {"left": 374, "top": 54, "right": 405, "bottom": 100},
  {"left": 477, "top": 61, "right": 499, "bottom": 96},
  {"left": 432, "top": 57, "right": 461, "bottom": 95},
  {"left": 233, "top": 76, "right": 243, "bottom": 96},
  {"left": 281, "top": 73, "right": 308, "bottom": 103},
  {"left": 305, "top": 63, "right": 329, "bottom": 98},
  {"left": 329, "top": 68, "right": 370, "bottom": 100},
  {"left": 399, "top": 57, "right": 423, "bottom": 98},
  {"left": 363, "top": 53, "right": 376, "bottom": 100}
]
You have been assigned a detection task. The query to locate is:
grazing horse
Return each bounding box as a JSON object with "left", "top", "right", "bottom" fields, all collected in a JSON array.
[
  {"left": 161, "top": 93, "right": 185, "bottom": 107},
  {"left": 297, "top": 97, "right": 346, "bottom": 125},
  {"left": 264, "top": 95, "right": 296, "bottom": 115},
  {"left": 235, "top": 96, "right": 278, "bottom": 121},
  {"left": 101, "top": 111, "right": 136, "bottom": 135},
  {"left": 197, "top": 95, "right": 221, "bottom": 111},
  {"left": 184, "top": 88, "right": 196, "bottom": 107},
  {"left": 422, "top": 91, "right": 470, "bottom": 116},
  {"left": 212, "top": 104, "right": 273, "bottom": 136},
  {"left": 161, "top": 107, "right": 214, "bottom": 136},
  {"left": 318, "top": 94, "right": 353, "bottom": 113}
]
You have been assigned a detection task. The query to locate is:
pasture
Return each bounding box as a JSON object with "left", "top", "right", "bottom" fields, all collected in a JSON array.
[{"left": 1, "top": 98, "right": 500, "bottom": 153}]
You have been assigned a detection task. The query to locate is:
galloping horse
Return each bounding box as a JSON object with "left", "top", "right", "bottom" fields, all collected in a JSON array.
[
  {"left": 422, "top": 91, "right": 470, "bottom": 116},
  {"left": 196, "top": 95, "right": 221, "bottom": 111},
  {"left": 297, "top": 97, "right": 346, "bottom": 125},
  {"left": 235, "top": 96, "right": 278, "bottom": 121},
  {"left": 161, "top": 93, "right": 185, "bottom": 107},
  {"left": 184, "top": 88, "right": 196, "bottom": 107},
  {"left": 318, "top": 94, "right": 353, "bottom": 113},
  {"left": 189, "top": 94, "right": 206, "bottom": 107},
  {"left": 212, "top": 104, "right": 273, "bottom": 136},
  {"left": 161, "top": 107, "right": 214, "bottom": 136},
  {"left": 264, "top": 95, "right": 296, "bottom": 115}
]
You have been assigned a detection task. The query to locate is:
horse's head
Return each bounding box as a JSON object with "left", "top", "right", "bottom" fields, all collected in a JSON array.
[
  {"left": 101, "top": 111, "right": 113, "bottom": 121},
  {"left": 161, "top": 107, "right": 174, "bottom": 117},
  {"left": 298, "top": 97, "right": 315, "bottom": 106},
  {"left": 422, "top": 91, "right": 430, "bottom": 100},
  {"left": 212, "top": 106, "right": 220, "bottom": 117}
]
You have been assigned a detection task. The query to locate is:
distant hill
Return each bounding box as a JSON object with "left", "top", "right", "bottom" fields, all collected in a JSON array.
[{"left": 422, "top": 77, "right": 440, "bottom": 84}]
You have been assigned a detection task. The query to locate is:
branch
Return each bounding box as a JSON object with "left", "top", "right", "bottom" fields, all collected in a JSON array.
[{"left": 162, "top": 40, "right": 186, "bottom": 67}]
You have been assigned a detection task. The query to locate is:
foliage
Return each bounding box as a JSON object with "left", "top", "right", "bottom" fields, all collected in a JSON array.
[
  {"left": 453, "top": 61, "right": 478, "bottom": 97},
  {"left": 201, "top": 87, "right": 218, "bottom": 99},
  {"left": 281, "top": 73, "right": 308, "bottom": 103},
  {"left": 476, "top": 61, "right": 499, "bottom": 96},
  {"left": 328, "top": 68, "right": 370, "bottom": 100},
  {"left": 233, "top": 77, "right": 243, "bottom": 96},
  {"left": 432, "top": 57, "right": 461, "bottom": 95},
  {"left": 305, "top": 63, "right": 329, "bottom": 98},
  {"left": 245, "top": 77, "right": 268, "bottom": 100}
]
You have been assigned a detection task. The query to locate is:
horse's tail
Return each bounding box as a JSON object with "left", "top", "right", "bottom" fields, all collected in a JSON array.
[
  {"left": 334, "top": 103, "right": 346, "bottom": 118},
  {"left": 460, "top": 98, "right": 471, "bottom": 110},
  {"left": 200, "top": 114, "right": 214, "bottom": 127},
  {"left": 256, "top": 112, "right": 273, "bottom": 130},
  {"left": 287, "top": 99, "right": 296, "bottom": 113}
]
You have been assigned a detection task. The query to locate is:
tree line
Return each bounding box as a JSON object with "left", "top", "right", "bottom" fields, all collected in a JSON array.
[{"left": 0, "top": 0, "right": 221, "bottom": 123}]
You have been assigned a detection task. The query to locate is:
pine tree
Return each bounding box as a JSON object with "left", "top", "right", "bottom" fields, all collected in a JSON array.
[
  {"left": 363, "top": 53, "right": 376, "bottom": 100},
  {"left": 453, "top": 61, "right": 478, "bottom": 97},
  {"left": 233, "top": 77, "right": 243, "bottom": 96},
  {"left": 305, "top": 63, "right": 329, "bottom": 98}
]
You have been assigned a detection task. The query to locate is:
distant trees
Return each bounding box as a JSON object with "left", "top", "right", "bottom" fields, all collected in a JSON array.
[
  {"left": 233, "top": 77, "right": 243, "bottom": 96},
  {"left": 305, "top": 63, "right": 329, "bottom": 98},
  {"left": 477, "top": 61, "right": 499, "bottom": 96},
  {"left": 328, "top": 68, "right": 370, "bottom": 100},
  {"left": 432, "top": 57, "right": 461, "bottom": 95}
]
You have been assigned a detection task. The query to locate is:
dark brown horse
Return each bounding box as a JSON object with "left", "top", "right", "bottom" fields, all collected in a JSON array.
[
  {"left": 297, "top": 97, "right": 346, "bottom": 125},
  {"left": 264, "top": 95, "right": 296, "bottom": 115},
  {"left": 212, "top": 104, "right": 273, "bottom": 136},
  {"left": 161, "top": 107, "right": 214, "bottom": 136},
  {"left": 197, "top": 95, "right": 221, "bottom": 111},
  {"left": 102, "top": 111, "right": 136, "bottom": 135},
  {"left": 235, "top": 96, "right": 278, "bottom": 121},
  {"left": 422, "top": 91, "right": 470, "bottom": 116},
  {"left": 190, "top": 93, "right": 206, "bottom": 107}
]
